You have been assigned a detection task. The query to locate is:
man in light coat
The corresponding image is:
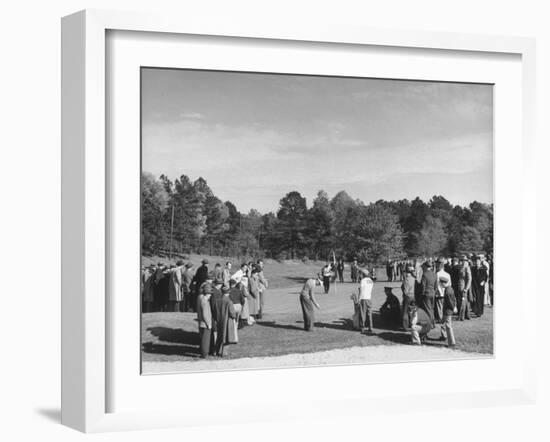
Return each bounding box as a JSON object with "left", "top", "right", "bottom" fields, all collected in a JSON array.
[
  {"left": 168, "top": 260, "right": 185, "bottom": 312},
  {"left": 435, "top": 258, "right": 451, "bottom": 323}
]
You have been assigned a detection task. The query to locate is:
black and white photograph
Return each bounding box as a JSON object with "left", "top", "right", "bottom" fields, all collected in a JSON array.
[{"left": 140, "top": 68, "right": 494, "bottom": 374}]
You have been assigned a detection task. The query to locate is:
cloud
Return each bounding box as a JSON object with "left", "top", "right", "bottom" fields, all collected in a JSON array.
[{"left": 179, "top": 111, "right": 205, "bottom": 120}]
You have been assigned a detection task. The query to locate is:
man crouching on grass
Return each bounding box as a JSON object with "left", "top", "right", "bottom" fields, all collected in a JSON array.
[{"left": 357, "top": 268, "right": 374, "bottom": 334}]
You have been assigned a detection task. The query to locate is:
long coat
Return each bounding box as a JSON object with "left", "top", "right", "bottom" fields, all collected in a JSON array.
[
  {"left": 210, "top": 291, "right": 236, "bottom": 355},
  {"left": 401, "top": 273, "right": 416, "bottom": 328},
  {"left": 194, "top": 265, "right": 209, "bottom": 291},
  {"left": 248, "top": 274, "right": 260, "bottom": 315},
  {"left": 168, "top": 266, "right": 184, "bottom": 302},
  {"left": 420, "top": 269, "right": 438, "bottom": 325},
  {"left": 182, "top": 268, "right": 194, "bottom": 295},
  {"left": 471, "top": 265, "right": 488, "bottom": 316},
  {"left": 142, "top": 269, "right": 155, "bottom": 303}
]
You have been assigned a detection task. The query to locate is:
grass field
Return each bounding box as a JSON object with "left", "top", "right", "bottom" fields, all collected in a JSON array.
[
  {"left": 142, "top": 256, "right": 493, "bottom": 372},
  {"left": 142, "top": 253, "right": 335, "bottom": 289}
]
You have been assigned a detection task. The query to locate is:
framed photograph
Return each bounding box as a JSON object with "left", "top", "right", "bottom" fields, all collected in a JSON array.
[{"left": 61, "top": 9, "right": 537, "bottom": 432}]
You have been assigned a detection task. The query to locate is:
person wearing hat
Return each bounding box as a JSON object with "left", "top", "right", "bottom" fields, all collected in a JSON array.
[
  {"left": 481, "top": 257, "right": 493, "bottom": 306},
  {"left": 357, "top": 268, "right": 374, "bottom": 333},
  {"left": 248, "top": 267, "right": 261, "bottom": 321},
  {"left": 230, "top": 262, "right": 248, "bottom": 284},
  {"left": 182, "top": 263, "right": 194, "bottom": 312},
  {"left": 210, "top": 282, "right": 237, "bottom": 357},
  {"left": 419, "top": 260, "right": 438, "bottom": 328},
  {"left": 153, "top": 262, "right": 170, "bottom": 312},
  {"left": 369, "top": 264, "right": 377, "bottom": 282},
  {"left": 256, "top": 259, "right": 269, "bottom": 319},
  {"left": 321, "top": 262, "right": 333, "bottom": 294},
  {"left": 336, "top": 257, "right": 345, "bottom": 283},
  {"left": 401, "top": 264, "right": 417, "bottom": 329},
  {"left": 471, "top": 255, "right": 488, "bottom": 317},
  {"left": 435, "top": 258, "right": 451, "bottom": 324},
  {"left": 196, "top": 282, "right": 213, "bottom": 358},
  {"left": 212, "top": 263, "right": 224, "bottom": 287},
  {"left": 299, "top": 276, "right": 322, "bottom": 331},
  {"left": 167, "top": 260, "right": 185, "bottom": 312},
  {"left": 227, "top": 279, "right": 245, "bottom": 342},
  {"left": 380, "top": 287, "right": 401, "bottom": 327},
  {"left": 438, "top": 274, "right": 457, "bottom": 347},
  {"left": 222, "top": 261, "right": 232, "bottom": 288},
  {"left": 386, "top": 259, "right": 393, "bottom": 282},
  {"left": 414, "top": 258, "right": 423, "bottom": 283},
  {"left": 350, "top": 258, "right": 359, "bottom": 283},
  {"left": 141, "top": 265, "right": 156, "bottom": 313},
  {"left": 192, "top": 259, "right": 209, "bottom": 312},
  {"left": 456, "top": 256, "right": 472, "bottom": 320}
]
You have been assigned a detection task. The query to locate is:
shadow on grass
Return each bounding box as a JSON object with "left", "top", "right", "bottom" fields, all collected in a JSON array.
[
  {"left": 255, "top": 320, "right": 304, "bottom": 331},
  {"left": 147, "top": 327, "right": 199, "bottom": 345},
  {"left": 284, "top": 276, "right": 308, "bottom": 284},
  {"left": 142, "top": 342, "right": 201, "bottom": 358},
  {"left": 143, "top": 326, "right": 203, "bottom": 357},
  {"left": 315, "top": 318, "right": 355, "bottom": 331}
]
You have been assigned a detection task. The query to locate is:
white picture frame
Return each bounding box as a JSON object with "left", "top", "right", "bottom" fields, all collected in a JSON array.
[{"left": 61, "top": 9, "right": 537, "bottom": 433}]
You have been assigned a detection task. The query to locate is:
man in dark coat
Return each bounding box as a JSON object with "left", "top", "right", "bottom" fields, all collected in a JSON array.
[
  {"left": 192, "top": 259, "right": 209, "bottom": 312},
  {"left": 380, "top": 287, "right": 401, "bottom": 327},
  {"left": 449, "top": 257, "right": 460, "bottom": 311},
  {"left": 210, "top": 284, "right": 237, "bottom": 357},
  {"left": 386, "top": 260, "right": 393, "bottom": 282},
  {"left": 471, "top": 256, "right": 488, "bottom": 317},
  {"left": 419, "top": 261, "right": 438, "bottom": 328},
  {"left": 337, "top": 258, "right": 345, "bottom": 283},
  {"left": 350, "top": 259, "right": 359, "bottom": 283}
]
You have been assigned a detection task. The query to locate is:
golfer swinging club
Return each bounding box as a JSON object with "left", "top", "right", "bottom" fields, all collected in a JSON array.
[{"left": 299, "top": 275, "right": 322, "bottom": 331}]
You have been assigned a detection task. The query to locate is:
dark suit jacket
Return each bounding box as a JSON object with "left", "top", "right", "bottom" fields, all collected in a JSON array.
[{"left": 421, "top": 269, "right": 438, "bottom": 298}]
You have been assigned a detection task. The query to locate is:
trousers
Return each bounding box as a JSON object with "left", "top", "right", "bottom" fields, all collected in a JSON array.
[
  {"left": 323, "top": 276, "right": 330, "bottom": 293},
  {"left": 199, "top": 327, "right": 211, "bottom": 358},
  {"left": 440, "top": 314, "right": 456, "bottom": 346},
  {"left": 359, "top": 299, "right": 373, "bottom": 331},
  {"left": 300, "top": 295, "right": 315, "bottom": 331},
  {"left": 458, "top": 293, "right": 470, "bottom": 320}
]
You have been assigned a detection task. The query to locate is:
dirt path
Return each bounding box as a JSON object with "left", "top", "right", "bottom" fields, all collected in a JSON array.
[{"left": 143, "top": 344, "right": 489, "bottom": 374}]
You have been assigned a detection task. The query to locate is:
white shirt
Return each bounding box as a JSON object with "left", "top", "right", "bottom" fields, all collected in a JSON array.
[
  {"left": 230, "top": 269, "right": 244, "bottom": 283},
  {"left": 436, "top": 269, "right": 451, "bottom": 297},
  {"left": 358, "top": 277, "right": 374, "bottom": 300}
]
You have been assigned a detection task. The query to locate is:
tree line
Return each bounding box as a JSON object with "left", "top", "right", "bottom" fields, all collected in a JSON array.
[{"left": 142, "top": 172, "right": 493, "bottom": 263}]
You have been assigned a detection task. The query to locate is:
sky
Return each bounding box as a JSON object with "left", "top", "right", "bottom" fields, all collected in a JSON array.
[{"left": 141, "top": 68, "right": 493, "bottom": 214}]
